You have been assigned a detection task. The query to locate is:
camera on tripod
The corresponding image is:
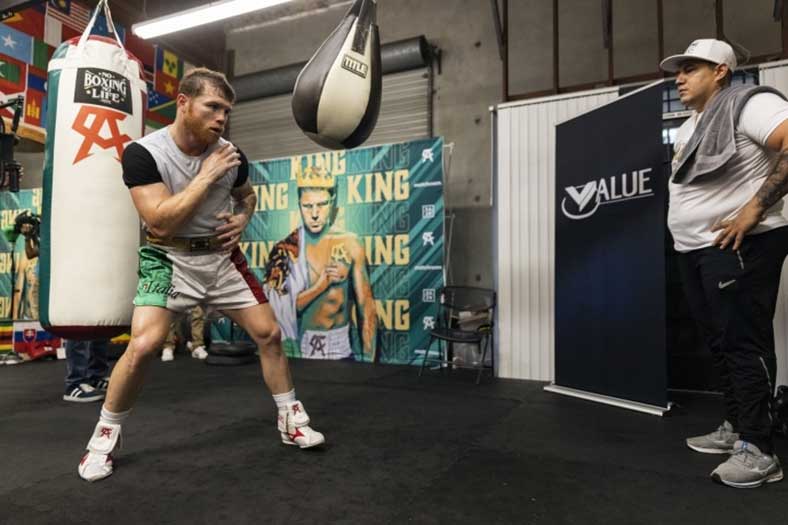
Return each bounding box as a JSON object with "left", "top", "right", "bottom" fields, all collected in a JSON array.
[
  {"left": 2, "top": 210, "right": 40, "bottom": 245},
  {"left": 14, "top": 210, "right": 40, "bottom": 242},
  {"left": 0, "top": 95, "right": 24, "bottom": 193}
]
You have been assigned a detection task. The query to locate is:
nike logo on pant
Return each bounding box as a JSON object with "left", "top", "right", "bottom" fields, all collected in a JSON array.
[{"left": 718, "top": 279, "right": 736, "bottom": 289}]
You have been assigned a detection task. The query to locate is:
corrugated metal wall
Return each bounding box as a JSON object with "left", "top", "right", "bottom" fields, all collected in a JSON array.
[
  {"left": 495, "top": 87, "right": 618, "bottom": 381},
  {"left": 759, "top": 59, "right": 788, "bottom": 387},
  {"left": 229, "top": 68, "right": 430, "bottom": 161}
]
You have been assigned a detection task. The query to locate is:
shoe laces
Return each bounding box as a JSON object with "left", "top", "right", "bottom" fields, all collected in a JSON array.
[{"left": 730, "top": 444, "right": 761, "bottom": 468}]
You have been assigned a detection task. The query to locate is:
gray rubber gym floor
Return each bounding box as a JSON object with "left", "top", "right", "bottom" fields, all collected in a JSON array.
[{"left": 2, "top": 356, "right": 788, "bottom": 525}]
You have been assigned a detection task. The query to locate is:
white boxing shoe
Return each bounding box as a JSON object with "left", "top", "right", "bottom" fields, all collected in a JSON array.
[
  {"left": 277, "top": 401, "right": 325, "bottom": 449},
  {"left": 78, "top": 422, "right": 122, "bottom": 482},
  {"left": 79, "top": 451, "right": 114, "bottom": 482}
]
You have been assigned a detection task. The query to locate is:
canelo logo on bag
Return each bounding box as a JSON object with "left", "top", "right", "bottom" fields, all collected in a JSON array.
[
  {"left": 71, "top": 106, "right": 132, "bottom": 164},
  {"left": 74, "top": 68, "right": 132, "bottom": 114}
]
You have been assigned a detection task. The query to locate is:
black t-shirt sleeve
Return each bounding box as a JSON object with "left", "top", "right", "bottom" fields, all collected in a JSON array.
[
  {"left": 122, "top": 142, "right": 163, "bottom": 188},
  {"left": 234, "top": 149, "right": 249, "bottom": 188}
]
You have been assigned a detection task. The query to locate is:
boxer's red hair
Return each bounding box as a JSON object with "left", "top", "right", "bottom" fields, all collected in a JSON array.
[{"left": 179, "top": 67, "right": 235, "bottom": 103}]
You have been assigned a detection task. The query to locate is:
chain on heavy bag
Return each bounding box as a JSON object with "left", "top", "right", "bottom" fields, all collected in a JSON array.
[
  {"left": 40, "top": 0, "right": 146, "bottom": 338},
  {"left": 291, "top": 0, "right": 381, "bottom": 150}
]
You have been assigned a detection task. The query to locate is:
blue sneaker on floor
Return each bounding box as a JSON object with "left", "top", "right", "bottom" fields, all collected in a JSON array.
[
  {"left": 93, "top": 377, "right": 110, "bottom": 391},
  {"left": 64, "top": 383, "right": 105, "bottom": 403}
]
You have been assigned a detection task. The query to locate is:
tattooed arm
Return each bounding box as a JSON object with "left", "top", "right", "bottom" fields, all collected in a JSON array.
[{"left": 712, "top": 119, "right": 788, "bottom": 250}]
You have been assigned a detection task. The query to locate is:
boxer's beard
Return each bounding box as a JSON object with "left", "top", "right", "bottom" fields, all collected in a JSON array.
[{"left": 184, "top": 105, "right": 219, "bottom": 145}]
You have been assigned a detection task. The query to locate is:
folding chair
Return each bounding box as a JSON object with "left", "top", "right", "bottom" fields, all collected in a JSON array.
[{"left": 418, "top": 286, "right": 495, "bottom": 384}]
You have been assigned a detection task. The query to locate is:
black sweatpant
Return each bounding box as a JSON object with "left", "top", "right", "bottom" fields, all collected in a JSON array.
[{"left": 677, "top": 226, "right": 788, "bottom": 454}]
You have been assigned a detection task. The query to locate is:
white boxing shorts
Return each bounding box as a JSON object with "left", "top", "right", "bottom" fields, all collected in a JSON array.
[{"left": 133, "top": 245, "right": 267, "bottom": 313}]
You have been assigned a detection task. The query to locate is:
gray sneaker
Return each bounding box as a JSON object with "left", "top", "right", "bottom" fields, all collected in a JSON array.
[
  {"left": 711, "top": 441, "right": 783, "bottom": 488},
  {"left": 686, "top": 421, "right": 738, "bottom": 454}
]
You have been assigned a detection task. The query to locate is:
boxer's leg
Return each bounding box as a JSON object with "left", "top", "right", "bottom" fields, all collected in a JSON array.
[
  {"left": 222, "top": 303, "right": 325, "bottom": 449},
  {"left": 105, "top": 306, "right": 173, "bottom": 412},
  {"left": 78, "top": 306, "right": 173, "bottom": 482}
]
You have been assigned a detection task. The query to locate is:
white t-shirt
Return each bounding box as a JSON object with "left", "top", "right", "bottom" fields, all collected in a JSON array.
[{"left": 668, "top": 92, "right": 788, "bottom": 252}]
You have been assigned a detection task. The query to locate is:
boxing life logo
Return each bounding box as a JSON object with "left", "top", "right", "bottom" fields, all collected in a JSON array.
[
  {"left": 560, "top": 168, "right": 653, "bottom": 220},
  {"left": 74, "top": 68, "right": 132, "bottom": 114},
  {"left": 71, "top": 68, "right": 133, "bottom": 164}
]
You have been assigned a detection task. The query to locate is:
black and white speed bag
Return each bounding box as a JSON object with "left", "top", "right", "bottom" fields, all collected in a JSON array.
[{"left": 292, "top": 0, "right": 382, "bottom": 150}]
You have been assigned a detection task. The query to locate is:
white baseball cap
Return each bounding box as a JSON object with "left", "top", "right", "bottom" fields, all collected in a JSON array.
[{"left": 660, "top": 39, "right": 737, "bottom": 73}]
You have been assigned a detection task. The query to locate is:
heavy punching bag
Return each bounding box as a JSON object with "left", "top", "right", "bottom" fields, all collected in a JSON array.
[
  {"left": 40, "top": 0, "right": 145, "bottom": 338},
  {"left": 292, "top": 0, "right": 381, "bottom": 150}
]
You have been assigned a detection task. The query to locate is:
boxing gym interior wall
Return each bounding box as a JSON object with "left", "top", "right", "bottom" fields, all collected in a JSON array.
[
  {"left": 494, "top": 87, "right": 620, "bottom": 381},
  {"left": 226, "top": 0, "right": 501, "bottom": 289},
  {"left": 10, "top": 0, "right": 782, "bottom": 291},
  {"left": 494, "top": 14, "right": 782, "bottom": 385},
  {"left": 507, "top": 0, "right": 781, "bottom": 98},
  {"left": 497, "top": 0, "right": 783, "bottom": 386},
  {"left": 6, "top": 0, "right": 783, "bottom": 378},
  {"left": 223, "top": 0, "right": 781, "bottom": 294}
]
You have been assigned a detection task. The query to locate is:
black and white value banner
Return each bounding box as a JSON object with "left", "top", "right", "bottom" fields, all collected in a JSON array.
[{"left": 554, "top": 82, "right": 668, "bottom": 410}]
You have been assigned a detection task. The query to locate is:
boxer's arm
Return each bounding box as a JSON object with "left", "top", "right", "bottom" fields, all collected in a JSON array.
[
  {"left": 228, "top": 150, "right": 254, "bottom": 222},
  {"left": 230, "top": 181, "right": 256, "bottom": 224},
  {"left": 129, "top": 181, "right": 210, "bottom": 238},
  {"left": 215, "top": 181, "right": 256, "bottom": 250}
]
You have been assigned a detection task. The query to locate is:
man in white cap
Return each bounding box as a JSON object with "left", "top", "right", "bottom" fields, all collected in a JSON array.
[{"left": 660, "top": 39, "right": 788, "bottom": 488}]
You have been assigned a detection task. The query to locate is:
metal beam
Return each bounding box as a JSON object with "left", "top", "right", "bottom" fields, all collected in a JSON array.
[{"left": 490, "top": 0, "right": 504, "bottom": 62}]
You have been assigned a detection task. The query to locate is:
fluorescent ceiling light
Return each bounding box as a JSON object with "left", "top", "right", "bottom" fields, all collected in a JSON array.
[{"left": 132, "top": 0, "right": 292, "bottom": 39}]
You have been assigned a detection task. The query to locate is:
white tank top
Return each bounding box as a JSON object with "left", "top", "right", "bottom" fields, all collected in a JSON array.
[{"left": 129, "top": 127, "right": 245, "bottom": 237}]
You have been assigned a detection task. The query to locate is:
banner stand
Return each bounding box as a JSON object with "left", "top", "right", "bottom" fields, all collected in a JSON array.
[
  {"left": 552, "top": 81, "right": 669, "bottom": 416},
  {"left": 544, "top": 384, "right": 673, "bottom": 417}
]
